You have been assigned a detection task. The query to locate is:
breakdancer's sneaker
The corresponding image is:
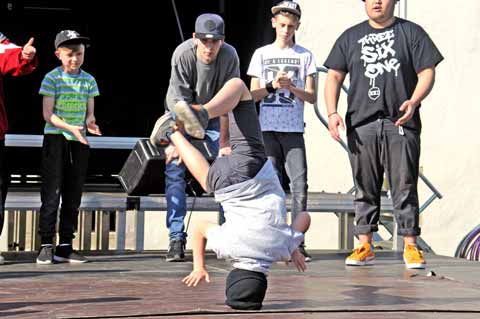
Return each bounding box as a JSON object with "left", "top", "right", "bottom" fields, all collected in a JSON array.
[
  {"left": 150, "top": 111, "right": 175, "bottom": 147},
  {"left": 403, "top": 244, "right": 426, "bottom": 269},
  {"left": 174, "top": 101, "right": 209, "bottom": 139},
  {"left": 345, "top": 242, "right": 375, "bottom": 266}
]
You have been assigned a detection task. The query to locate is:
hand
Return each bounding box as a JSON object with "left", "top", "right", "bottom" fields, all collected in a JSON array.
[
  {"left": 182, "top": 268, "right": 210, "bottom": 287},
  {"left": 290, "top": 249, "right": 307, "bottom": 272},
  {"left": 165, "top": 144, "right": 182, "bottom": 165},
  {"left": 395, "top": 100, "right": 417, "bottom": 127},
  {"left": 328, "top": 113, "right": 345, "bottom": 141},
  {"left": 69, "top": 125, "right": 89, "bottom": 145},
  {"left": 86, "top": 116, "right": 102, "bottom": 136},
  {"left": 275, "top": 71, "right": 291, "bottom": 90},
  {"left": 21, "top": 37, "right": 36, "bottom": 61},
  {"left": 218, "top": 146, "right": 231, "bottom": 157}
]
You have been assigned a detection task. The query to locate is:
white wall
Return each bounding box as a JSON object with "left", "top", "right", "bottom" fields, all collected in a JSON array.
[{"left": 297, "top": 0, "right": 480, "bottom": 256}]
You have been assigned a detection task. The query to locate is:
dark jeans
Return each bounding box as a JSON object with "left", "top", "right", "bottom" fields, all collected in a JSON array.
[
  {"left": 262, "top": 132, "right": 308, "bottom": 222},
  {"left": 0, "top": 140, "right": 9, "bottom": 237},
  {"left": 348, "top": 119, "right": 421, "bottom": 236},
  {"left": 39, "top": 134, "right": 89, "bottom": 243}
]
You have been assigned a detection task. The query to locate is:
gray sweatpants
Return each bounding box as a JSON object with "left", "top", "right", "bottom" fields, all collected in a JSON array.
[{"left": 347, "top": 119, "right": 421, "bottom": 236}]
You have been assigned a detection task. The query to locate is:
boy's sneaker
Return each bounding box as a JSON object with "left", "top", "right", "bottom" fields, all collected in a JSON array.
[
  {"left": 0, "top": 254, "right": 4, "bottom": 265},
  {"left": 404, "top": 244, "right": 426, "bottom": 269},
  {"left": 166, "top": 239, "right": 186, "bottom": 262},
  {"left": 173, "top": 101, "right": 209, "bottom": 139},
  {"left": 298, "top": 242, "right": 312, "bottom": 262},
  {"left": 150, "top": 111, "right": 176, "bottom": 147},
  {"left": 54, "top": 245, "right": 88, "bottom": 263},
  {"left": 36, "top": 245, "right": 54, "bottom": 265},
  {"left": 345, "top": 242, "right": 375, "bottom": 266}
]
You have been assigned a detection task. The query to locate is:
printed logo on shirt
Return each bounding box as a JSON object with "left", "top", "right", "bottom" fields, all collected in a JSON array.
[
  {"left": 358, "top": 30, "right": 400, "bottom": 101},
  {"left": 262, "top": 58, "right": 300, "bottom": 107}
]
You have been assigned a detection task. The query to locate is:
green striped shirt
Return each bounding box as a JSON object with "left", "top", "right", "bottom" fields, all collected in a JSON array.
[{"left": 39, "top": 67, "right": 99, "bottom": 141}]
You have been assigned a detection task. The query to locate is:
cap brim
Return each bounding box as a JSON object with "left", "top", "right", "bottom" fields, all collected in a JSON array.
[
  {"left": 195, "top": 33, "right": 224, "bottom": 40},
  {"left": 271, "top": 6, "right": 301, "bottom": 18},
  {"left": 56, "top": 36, "right": 90, "bottom": 48}
]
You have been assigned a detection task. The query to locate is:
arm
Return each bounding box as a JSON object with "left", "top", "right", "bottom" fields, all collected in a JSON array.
[
  {"left": 0, "top": 38, "right": 37, "bottom": 76},
  {"left": 218, "top": 114, "right": 231, "bottom": 157},
  {"left": 288, "top": 74, "right": 317, "bottom": 104},
  {"left": 42, "top": 96, "right": 88, "bottom": 145},
  {"left": 85, "top": 97, "right": 101, "bottom": 136},
  {"left": 395, "top": 67, "right": 436, "bottom": 127},
  {"left": 182, "top": 221, "right": 217, "bottom": 287},
  {"left": 324, "top": 69, "right": 347, "bottom": 141}
]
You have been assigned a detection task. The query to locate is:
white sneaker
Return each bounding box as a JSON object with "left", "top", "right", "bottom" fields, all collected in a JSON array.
[{"left": 0, "top": 254, "right": 5, "bottom": 265}]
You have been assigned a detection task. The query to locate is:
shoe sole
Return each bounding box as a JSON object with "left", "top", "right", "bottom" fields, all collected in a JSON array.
[
  {"left": 36, "top": 259, "right": 53, "bottom": 265},
  {"left": 403, "top": 257, "right": 426, "bottom": 269},
  {"left": 174, "top": 101, "right": 205, "bottom": 139},
  {"left": 345, "top": 257, "right": 375, "bottom": 266},
  {"left": 150, "top": 113, "right": 173, "bottom": 146},
  {"left": 304, "top": 256, "right": 312, "bottom": 262},
  {"left": 54, "top": 256, "right": 88, "bottom": 263},
  {"left": 165, "top": 256, "right": 185, "bottom": 262}
]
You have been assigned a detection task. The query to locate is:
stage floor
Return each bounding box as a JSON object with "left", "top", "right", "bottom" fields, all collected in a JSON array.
[{"left": 1, "top": 250, "right": 480, "bottom": 318}]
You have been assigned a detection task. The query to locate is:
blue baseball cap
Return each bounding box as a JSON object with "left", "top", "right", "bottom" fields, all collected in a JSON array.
[{"left": 195, "top": 13, "right": 225, "bottom": 40}]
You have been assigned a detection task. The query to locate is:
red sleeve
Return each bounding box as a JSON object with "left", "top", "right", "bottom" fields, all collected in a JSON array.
[{"left": 0, "top": 40, "right": 38, "bottom": 76}]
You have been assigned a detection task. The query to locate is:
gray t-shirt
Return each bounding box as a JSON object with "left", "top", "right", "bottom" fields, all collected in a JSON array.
[
  {"left": 166, "top": 38, "right": 240, "bottom": 132},
  {"left": 206, "top": 160, "right": 304, "bottom": 274}
]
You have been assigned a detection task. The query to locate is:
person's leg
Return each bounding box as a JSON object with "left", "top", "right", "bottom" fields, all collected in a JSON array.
[
  {"left": 165, "top": 161, "right": 187, "bottom": 241},
  {"left": 174, "top": 78, "right": 252, "bottom": 139},
  {"left": 345, "top": 120, "right": 383, "bottom": 266},
  {"left": 263, "top": 132, "right": 284, "bottom": 186},
  {"left": 37, "top": 135, "right": 65, "bottom": 264},
  {"left": 383, "top": 122, "right": 424, "bottom": 269},
  {"left": 282, "top": 133, "right": 308, "bottom": 222},
  {"left": 55, "top": 141, "right": 89, "bottom": 263},
  {"left": 204, "top": 130, "right": 225, "bottom": 225},
  {"left": 39, "top": 135, "right": 65, "bottom": 245},
  {"left": 58, "top": 141, "right": 89, "bottom": 245}
]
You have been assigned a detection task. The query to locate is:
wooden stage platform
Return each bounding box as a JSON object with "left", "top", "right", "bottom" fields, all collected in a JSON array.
[{"left": 1, "top": 251, "right": 480, "bottom": 318}]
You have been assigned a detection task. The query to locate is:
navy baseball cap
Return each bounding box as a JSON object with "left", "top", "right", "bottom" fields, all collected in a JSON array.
[
  {"left": 271, "top": 1, "right": 302, "bottom": 18},
  {"left": 195, "top": 13, "right": 225, "bottom": 40},
  {"left": 55, "top": 30, "right": 89, "bottom": 49}
]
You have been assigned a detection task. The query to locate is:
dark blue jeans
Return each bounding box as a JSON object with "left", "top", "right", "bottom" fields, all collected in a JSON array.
[
  {"left": 165, "top": 130, "right": 221, "bottom": 241},
  {"left": 348, "top": 119, "right": 421, "bottom": 236},
  {"left": 262, "top": 132, "right": 308, "bottom": 222}
]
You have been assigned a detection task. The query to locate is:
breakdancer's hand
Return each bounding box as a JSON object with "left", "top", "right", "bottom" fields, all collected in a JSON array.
[
  {"left": 290, "top": 249, "right": 307, "bottom": 272},
  {"left": 182, "top": 268, "right": 210, "bottom": 287},
  {"left": 218, "top": 146, "right": 231, "bottom": 157},
  {"left": 165, "top": 144, "right": 182, "bottom": 165}
]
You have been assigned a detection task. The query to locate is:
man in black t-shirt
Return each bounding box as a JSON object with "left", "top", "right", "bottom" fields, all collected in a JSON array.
[{"left": 324, "top": 0, "right": 443, "bottom": 269}]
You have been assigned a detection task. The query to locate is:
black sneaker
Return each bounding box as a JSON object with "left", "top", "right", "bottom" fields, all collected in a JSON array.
[
  {"left": 166, "top": 239, "right": 186, "bottom": 262},
  {"left": 298, "top": 243, "right": 312, "bottom": 262},
  {"left": 150, "top": 111, "right": 175, "bottom": 147},
  {"left": 54, "top": 245, "right": 88, "bottom": 263},
  {"left": 174, "top": 101, "right": 209, "bottom": 139},
  {"left": 36, "top": 245, "right": 54, "bottom": 265}
]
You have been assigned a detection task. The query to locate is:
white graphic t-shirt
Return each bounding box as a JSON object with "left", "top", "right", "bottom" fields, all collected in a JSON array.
[{"left": 247, "top": 44, "right": 317, "bottom": 133}]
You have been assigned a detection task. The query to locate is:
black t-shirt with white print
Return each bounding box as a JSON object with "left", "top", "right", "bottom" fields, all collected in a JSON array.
[{"left": 324, "top": 18, "right": 443, "bottom": 132}]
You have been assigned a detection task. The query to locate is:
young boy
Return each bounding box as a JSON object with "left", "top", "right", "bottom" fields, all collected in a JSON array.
[
  {"left": 151, "top": 78, "right": 311, "bottom": 310},
  {"left": 247, "top": 1, "right": 317, "bottom": 261},
  {"left": 36, "top": 30, "right": 101, "bottom": 264},
  {"left": 0, "top": 33, "right": 37, "bottom": 264}
]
